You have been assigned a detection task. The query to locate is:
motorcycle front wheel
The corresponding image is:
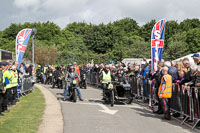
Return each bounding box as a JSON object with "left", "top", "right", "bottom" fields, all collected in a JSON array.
[
  {"left": 73, "top": 88, "right": 77, "bottom": 102},
  {"left": 110, "top": 90, "right": 114, "bottom": 107}
]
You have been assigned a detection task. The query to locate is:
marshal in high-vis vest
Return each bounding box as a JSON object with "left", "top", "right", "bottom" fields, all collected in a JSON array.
[
  {"left": 102, "top": 71, "right": 111, "bottom": 83},
  {"left": 158, "top": 66, "right": 172, "bottom": 120},
  {"left": 158, "top": 74, "right": 172, "bottom": 98}
]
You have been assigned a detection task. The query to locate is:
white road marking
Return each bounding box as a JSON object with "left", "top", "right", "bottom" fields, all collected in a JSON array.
[
  {"left": 60, "top": 99, "right": 149, "bottom": 115},
  {"left": 97, "top": 103, "right": 118, "bottom": 115}
]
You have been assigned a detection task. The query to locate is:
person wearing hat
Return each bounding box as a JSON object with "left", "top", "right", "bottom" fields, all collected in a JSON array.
[
  {"left": 158, "top": 66, "right": 172, "bottom": 120},
  {"left": 192, "top": 53, "right": 200, "bottom": 65},
  {"left": 2, "top": 62, "right": 13, "bottom": 112},
  {"left": 195, "top": 66, "right": 200, "bottom": 87},
  {"left": 0, "top": 62, "right": 4, "bottom": 116}
]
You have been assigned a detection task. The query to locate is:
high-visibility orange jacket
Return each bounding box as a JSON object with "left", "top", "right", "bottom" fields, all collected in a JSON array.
[
  {"left": 158, "top": 74, "right": 172, "bottom": 98},
  {"left": 75, "top": 65, "right": 80, "bottom": 76},
  {"left": 74, "top": 65, "right": 80, "bottom": 85}
]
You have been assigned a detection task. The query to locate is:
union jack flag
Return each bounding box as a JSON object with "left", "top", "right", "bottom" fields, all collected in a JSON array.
[
  {"left": 16, "top": 29, "right": 32, "bottom": 69},
  {"left": 151, "top": 19, "right": 166, "bottom": 74}
]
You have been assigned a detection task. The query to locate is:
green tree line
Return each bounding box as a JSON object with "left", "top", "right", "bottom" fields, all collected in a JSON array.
[{"left": 0, "top": 18, "right": 200, "bottom": 65}]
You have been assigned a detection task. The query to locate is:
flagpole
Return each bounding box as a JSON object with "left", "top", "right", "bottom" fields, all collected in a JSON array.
[{"left": 32, "top": 28, "right": 37, "bottom": 69}]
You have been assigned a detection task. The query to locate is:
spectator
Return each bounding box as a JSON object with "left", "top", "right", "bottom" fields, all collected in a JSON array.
[
  {"left": 191, "top": 53, "right": 200, "bottom": 65},
  {"left": 168, "top": 61, "right": 178, "bottom": 82}
]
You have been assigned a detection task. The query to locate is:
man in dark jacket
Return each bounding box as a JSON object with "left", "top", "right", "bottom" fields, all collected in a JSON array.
[{"left": 0, "top": 62, "right": 4, "bottom": 116}]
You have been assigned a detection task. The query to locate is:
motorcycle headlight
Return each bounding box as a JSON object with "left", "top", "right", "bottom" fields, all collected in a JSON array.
[
  {"left": 73, "top": 80, "right": 77, "bottom": 84},
  {"left": 108, "top": 84, "right": 113, "bottom": 89}
]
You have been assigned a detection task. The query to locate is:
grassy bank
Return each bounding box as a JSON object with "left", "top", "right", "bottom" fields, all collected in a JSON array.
[{"left": 0, "top": 87, "right": 45, "bottom": 133}]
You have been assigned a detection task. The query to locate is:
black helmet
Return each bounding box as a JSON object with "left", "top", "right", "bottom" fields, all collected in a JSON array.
[{"left": 70, "top": 66, "right": 75, "bottom": 69}]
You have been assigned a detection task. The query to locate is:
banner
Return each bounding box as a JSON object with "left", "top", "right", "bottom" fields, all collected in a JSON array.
[
  {"left": 16, "top": 29, "right": 32, "bottom": 69},
  {"left": 151, "top": 19, "right": 166, "bottom": 74}
]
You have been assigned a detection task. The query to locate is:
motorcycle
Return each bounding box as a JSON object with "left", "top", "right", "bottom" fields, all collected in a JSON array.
[
  {"left": 104, "top": 82, "right": 115, "bottom": 107},
  {"left": 45, "top": 72, "right": 53, "bottom": 85},
  {"left": 36, "top": 72, "right": 44, "bottom": 84},
  {"left": 80, "top": 73, "right": 87, "bottom": 89},
  {"left": 114, "top": 82, "right": 133, "bottom": 104},
  {"left": 52, "top": 75, "right": 63, "bottom": 89},
  {"left": 68, "top": 79, "right": 78, "bottom": 102}
]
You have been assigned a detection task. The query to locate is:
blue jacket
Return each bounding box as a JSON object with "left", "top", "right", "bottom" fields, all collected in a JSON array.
[
  {"left": 142, "top": 66, "right": 149, "bottom": 79},
  {"left": 168, "top": 66, "right": 178, "bottom": 82}
]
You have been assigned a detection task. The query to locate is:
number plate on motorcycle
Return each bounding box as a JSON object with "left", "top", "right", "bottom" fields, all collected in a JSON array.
[
  {"left": 108, "top": 84, "right": 113, "bottom": 89},
  {"left": 73, "top": 80, "right": 77, "bottom": 84}
]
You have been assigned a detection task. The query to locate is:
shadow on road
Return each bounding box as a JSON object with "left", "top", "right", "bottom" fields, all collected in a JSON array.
[{"left": 131, "top": 107, "right": 198, "bottom": 133}]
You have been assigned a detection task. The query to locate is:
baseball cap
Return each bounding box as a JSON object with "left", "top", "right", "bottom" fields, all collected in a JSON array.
[
  {"left": 191, "top": 53, "right": 200, "bottom": 58},
  {"left": 3, "top": 62, "right": 9, "bottom": 66},
  {"left": 0, "top": 62, "right": 3, "bottom": 67}
]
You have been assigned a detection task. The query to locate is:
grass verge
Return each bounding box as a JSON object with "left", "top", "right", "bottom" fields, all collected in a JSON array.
[{"left": 0, "top": 87, "right": 45, "bottom": 133}]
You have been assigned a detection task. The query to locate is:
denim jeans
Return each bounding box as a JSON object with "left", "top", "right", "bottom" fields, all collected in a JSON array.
[{"left": 64, "top": 82, "right": 82, "bottom": 99}]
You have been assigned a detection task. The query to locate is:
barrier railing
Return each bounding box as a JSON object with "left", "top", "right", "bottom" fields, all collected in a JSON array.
[
  {"left": 86, "top": 71, "right": 200, "bottom": 129},
  {"left": 19, "top": 75, "right": 34, "bottom": 96},
  {"left": 86, "top": 71, "right": 100, "bottom": 86}
]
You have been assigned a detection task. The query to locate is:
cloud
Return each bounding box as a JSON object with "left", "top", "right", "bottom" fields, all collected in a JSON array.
[
  {"left": 0, "top": 0, "right": 200, "bottom": 30},
  {"left": 14, "top": 0, "right": 41, "bottom": 9}
]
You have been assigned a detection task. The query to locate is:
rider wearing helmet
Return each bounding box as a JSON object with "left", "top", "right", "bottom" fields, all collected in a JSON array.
[
  {"left": 63, "top": 66, "right": 83, "bottom": 101},
  {"left": 99, "top": 64, "right": 114, "bottom": 99}
]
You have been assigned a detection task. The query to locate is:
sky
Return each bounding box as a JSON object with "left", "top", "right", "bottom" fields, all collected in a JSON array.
[{"left": 0, "top": 0, "right": 200, "bottom": 30}]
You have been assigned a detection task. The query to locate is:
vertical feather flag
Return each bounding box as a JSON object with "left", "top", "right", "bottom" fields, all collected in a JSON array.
[
  {"left": 16, "top": 29, "right": 32, "bottom": 69},
  {"left": 151, "top": 19, "right": 166, "bottom": 74}
]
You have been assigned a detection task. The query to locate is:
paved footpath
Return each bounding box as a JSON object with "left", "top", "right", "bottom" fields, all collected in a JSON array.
[
  {"left": 36, "top": 84, "right": 63, "bottom": 133},
  {"left": 40, "top": 84, "right": 199, "bottom": 133}
]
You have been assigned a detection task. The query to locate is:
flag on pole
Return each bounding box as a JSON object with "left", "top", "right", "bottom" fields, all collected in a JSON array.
[
  {"left": 151, "top": 19, "right": 166, "bottom": 74},
  {"left": 16, "top": 29, "right": 32, "bottom": 69}
]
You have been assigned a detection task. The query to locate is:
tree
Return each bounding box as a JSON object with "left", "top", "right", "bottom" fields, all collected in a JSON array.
[
  {"left": 163, "top": 32, "right": 188, "bottom": 60},
  {"left": 29, "top": 43, "right": 59, "bottom": 65},
  {"left": 185, "top": 28, "right": 200, "bottom": 53},
  {"left": 179, "top": 18, "right": 200, "bottom": 31},
  {"left": 165, "top": 20, "right": 179, "bottom": 47},
  {"left": 140, "top": 19, "right": 156, "bottom": 42}
]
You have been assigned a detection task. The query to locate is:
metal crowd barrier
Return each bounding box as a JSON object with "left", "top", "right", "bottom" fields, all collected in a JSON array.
[
  {"left": 170, "top": 85, "right": 200, "bottom": 129},
  {"left": 19, "top": 75, "right": 34, "bottom": 96},
  {"left": 129, "top": 76, "right": 151, "bottom": 100},
  {"left": 86, "top": 71, "right": 100, "bottom": 86},
  {"left": 86, "top": 71, "right": 200, "bottom": 129}
]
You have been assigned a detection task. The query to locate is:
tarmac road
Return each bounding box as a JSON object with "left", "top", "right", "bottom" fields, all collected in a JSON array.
[{"left": 41, "top": 84, "right": 198, "bottom": 133}]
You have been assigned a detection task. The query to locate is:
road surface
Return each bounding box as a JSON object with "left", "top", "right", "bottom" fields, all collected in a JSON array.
[{"left": 41, "top": 84, "right": 198, "bottom": 133}]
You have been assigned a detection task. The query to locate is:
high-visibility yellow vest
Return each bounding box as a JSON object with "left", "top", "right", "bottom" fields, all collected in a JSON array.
[
  {"left": 158, "top": 74, "right": 172, "bottom": 98},
  {"left": 10, "top": 70, "right": 18, "bottom": 87},
  {"left": 102, "top": 71, "right": 111, "bottom": 83},
  {"left": 3, "top": 70, "right": 14, "bottom": 90}
]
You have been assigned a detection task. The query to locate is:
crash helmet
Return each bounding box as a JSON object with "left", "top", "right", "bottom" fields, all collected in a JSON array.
[
  {"left": 105, "top": 65, "right": 109, "bottom": 69},
  {"left": 70, "top": 66, "right": 75, "bottom": 71}
]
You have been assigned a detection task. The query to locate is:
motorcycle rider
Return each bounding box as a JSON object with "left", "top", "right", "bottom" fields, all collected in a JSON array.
[
  {"left": 52, "top": 66, "right": 62, "bottom": 88},
  {"left": 115, "top": 70, "right": 130, "bottom": 97},
  {"left": 63, "top": 66, "right": 83, "bottom": 101},
  {"left": 99, "top": 65, "right": 114, "bottom": 100},
  {"left": 45, "top": 66, "right": 54, "bottom": 84},
  {"left": 36, "top": 65, "right": 44, "bottom": 83}
]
